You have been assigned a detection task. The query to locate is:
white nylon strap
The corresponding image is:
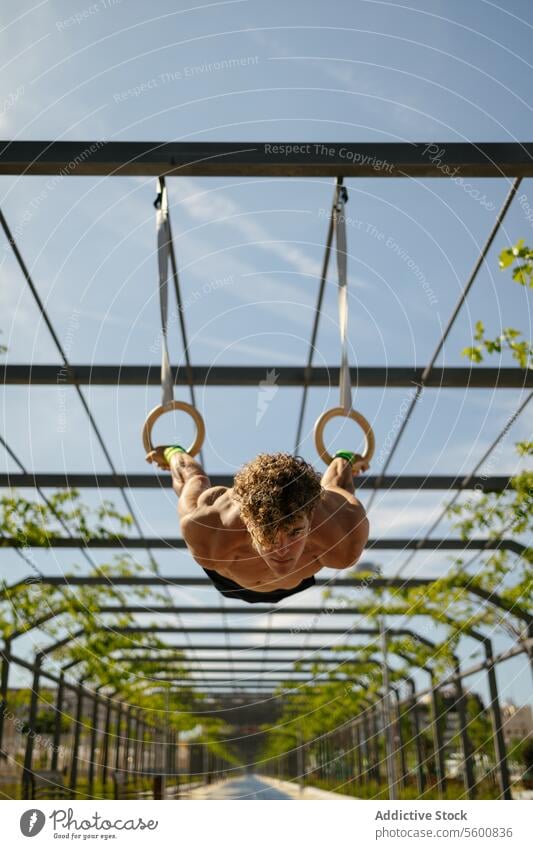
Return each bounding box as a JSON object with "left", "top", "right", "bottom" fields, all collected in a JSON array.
[
  {"left": 156, "top": 177, "right": 173, "bottom": 407},
  {"left": 334, "top": 187, "right": 353, "bottom": 413}
]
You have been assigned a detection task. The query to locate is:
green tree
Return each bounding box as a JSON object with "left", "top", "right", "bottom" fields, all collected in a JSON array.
[{"left": 462, "top": 240, "right": 533, "bottom": 367}]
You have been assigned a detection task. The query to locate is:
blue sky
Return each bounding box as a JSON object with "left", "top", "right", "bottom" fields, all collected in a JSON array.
[{"left": 1, "top": 0, "right": 532, "bottom": 708}]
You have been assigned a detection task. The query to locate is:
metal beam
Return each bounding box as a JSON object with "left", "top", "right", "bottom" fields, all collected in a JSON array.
[
  {"left": 91, "top": 605, "right": 420, "bottom": 616},
  {"left": 0, "top": 576, "right": 433, "bottom": 590},
  {"left": 1, "top": 141, "right": 533, "bottom": 177},
  {"left": 1, "top": 535, "right": 525, "bottom": 555},
  {"left": 5, "top": 575, "right": 529, "bottom": 627},
  {"left": 36, "top": 625, "right": 430, "bottom": 656},
  {"left": 112, "top": 656, "right": 368, "bottom": 665},
  {"left": 153, "top": 673, "right": 361, "bottom": 681},
  {"left": 3, "top": 364, "right": 529, "bottom": 389},
  {"left": 0, "top": 472, "right": 512, "bottom": 492},
  {"left": 108, "top": 644, "right": 383, "bottom": 653},
  {"left": 152, "top": 673, "right": 362, "bottom": 681},
  {"left": 113, "top": 626, "right": 409, "bottom": 636},
  {"left": 138, "top": 669, "right": 357, "bottom": 676},
  {"left": 151, "top": 681, "right": 315, "bottom": 690}
]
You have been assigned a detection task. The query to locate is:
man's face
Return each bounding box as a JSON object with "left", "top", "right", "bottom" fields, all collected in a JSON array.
[{"left": 250, "top": 515, "right": 311, "bottom": 577}]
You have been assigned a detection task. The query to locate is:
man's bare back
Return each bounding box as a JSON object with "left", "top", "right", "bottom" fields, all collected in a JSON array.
[
  {"left": 160, "top": 451, "right": 369, "bottom": 594},
  {"left": 181, "top": 486, "right": 363, "bottom": 591}
]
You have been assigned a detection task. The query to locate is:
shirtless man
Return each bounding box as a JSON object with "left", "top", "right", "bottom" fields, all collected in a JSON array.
[{"left": 150, "top": 446, "right": 369, "bottom": 603}]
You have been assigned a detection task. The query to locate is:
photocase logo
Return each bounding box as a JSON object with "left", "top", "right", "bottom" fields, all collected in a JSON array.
[
  {"left": 256, "top": 368, "right": 279, "bottom": 425},
  {"left": 20, "top": 809, "right": 45, "bottom": 837}
]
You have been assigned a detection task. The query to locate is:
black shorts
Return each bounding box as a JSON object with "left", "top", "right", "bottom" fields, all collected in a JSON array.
[{"left": 202, "top": 568, "right": 316, "bottom": 604}]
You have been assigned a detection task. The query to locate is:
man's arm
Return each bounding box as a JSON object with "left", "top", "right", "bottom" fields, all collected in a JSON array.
[
  {"left": 166, "top": 451, "right": 212, "bottom": 521},
  {"left": 319, "top": 456, "right": 369, "bottom": 569},
  {"left": 165, "top": 452, "right": 229, "bottom": 563}
]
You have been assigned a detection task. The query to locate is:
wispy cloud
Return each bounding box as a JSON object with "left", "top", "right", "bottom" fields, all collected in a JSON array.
[
  {"left": 175, "top": 176, "right": 322, "bottom": 279},
  {"left": 369, "top": 504, "right": 444, "bottom": 536},
  {"left": 197, "top": 334, "right": 294, "bottom": 363}
]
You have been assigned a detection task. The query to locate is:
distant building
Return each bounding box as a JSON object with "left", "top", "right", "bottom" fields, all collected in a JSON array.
[
  {"left": 417, "top": 688, "right": 486, "bottom": 751},
  {"left": 501, "top": 703, "right": 533, "bottom": 746}
]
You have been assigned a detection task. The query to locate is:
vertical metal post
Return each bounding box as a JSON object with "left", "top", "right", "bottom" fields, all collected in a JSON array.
[
  {"left": 88, "top": 690, "right": 100, "bottom": 796},
  {"left": 454, "top": 659, "right": 476, "bottom": 799},
  {"left": 361, "top": 710, "right": 370, "bottom": 783},
  {"left": 380, "top": 619, "right": 399, "bottom": 798},
  {"left": 146, "top": 724, "right": 152, "bottom": 770},
  {"left": 101, "top": 697, "right": 112, "bottom": 787},
  {"left": 527, "top": 622, "right": 533, "bottom": 675},
  {"left": 172, "top": 730, "right": 180, "bottom": 799},
  {"left": 132, "top": 711, "right": 140, "bottom": 774},
  {"left": 163, "top": 686, "right": 169, "bottom": 780},
  {"left": 393, "top": 687, "right": 408, "bottom": 788},
  {"left": 350, "top": 722, "right": 358, "bottom": 785},
  {"left": 114, "top": 702, "right": 122, "bottom": 772},
  {"left": 0, "top": 641, "right": 11, "bottom": 758},
  {"left": 69, "top": 680, "right": 85, "bottom": 792},
  {"left": 355, "top": 722, "right": 364, "bottom": 784},
  {"left": 205, "top": 745, "right": 211, "bottom": 784},
  {"left": 483, "top": 639, "right": 512, "bottom": 799},
  {"left": 51, "top": 671, "right": 65, "bottom": 772},
  {"left": 406, "top": 678, "right": 425, "bottom": 795},
  {"left": 165, "top": 729, "right": 173, "bottom": 777},
  {"left": 124, "top": 707, "right": 132, "bottom": 773},
  {"left": 296, "top": 729, "right": 305, "bottom": 790},
  {"left": 429, "top": 674, "right": 447, "bottom": 797},
  {"left": 22, "top": 653, "right": 42, "bottom": 797},
  {"left": 139, "top": 720, "right": 145, "bottom": 773},
  {"left": 149, "top": 725, "right": 156, "bottom": 770},
  {"left": 152, "top": 773, "right": 163, "bottom": 799},
  {"left": 371, "top": 706, "right": 382, "bottom": 783}
]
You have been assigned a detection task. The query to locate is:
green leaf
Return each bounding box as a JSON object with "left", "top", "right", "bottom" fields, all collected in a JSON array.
[
  {"left": 462, "top": 346, "right": 483, "bottom": 363},
  {"left": 474, "top": 320, "right": 485, "bottom": 340}
]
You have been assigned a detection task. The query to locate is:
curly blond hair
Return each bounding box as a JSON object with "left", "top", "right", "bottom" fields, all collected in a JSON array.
[{"left": 232, "top": 452, "right": 324, "bottom": 547}]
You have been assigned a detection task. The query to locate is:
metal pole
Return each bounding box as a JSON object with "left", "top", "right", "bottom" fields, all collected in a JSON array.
[
  {"left": 527, "top": 622, "right": 533, "bottom": 675},
  {"left": 430, "top": 675, "right": 447, "bottom": 797},
  {"left": 0, "top": 641, "right": 11, "bottom": 758},
  {"left": 51, "top": 671, "right": 65, "bottom": 772},
  {"left": 483, "top": 639, "right": 512, "bottom": 800},
  {"left": 380, "top": 619, "right": 399, "bottom": 798},
  {"left": 150, "top": 725, "right": 156, "bottom": 770},
  {"left": 406, "top": 679, "right": 425, "bottom": 796},
  {"left": 361, "top": 711, "right": 370, "bottom": 783},
  {"left": 371, "top": 706, "right": 382, "bottom": 783},
  {"left": 350, "top": 722, "right": 358, "bottom": 788},
  {"left": 124, "top": 707, "right": 132, "bottom": 774},
  {"left": 355, "top": 722, "right": 364, "bottom": 785},
  {"left": 134, "top": 711, "right": 142, "bottom": 774},
  {"left": 297, "top": 729, "right": 305, "bottom": 791},
  {"left": 393, "top": 687, "right": 408, "bottom": 788},
  {"left": 22, "top": 654, "right": 42, "bottom": 797},
  {"left": 139, "top": 720, "right": 145, "bottom": 773},
  {"left": 88, "top": 691, "right": 100, "bottom": 796},
  {"left": 173, "top": 730, "right": 180, "bottom": 799},
  {"left": 69, "top": 680, "right": 85, "bottom": 791},
  {"left": 101, "top": 697, "right": 112, "bottom": 788},
  {"left": 453, "top": 660, "right": 476, "bottom": 799},
  {"left": 114, "top": 702, "right": 123, "bottom": 772}
]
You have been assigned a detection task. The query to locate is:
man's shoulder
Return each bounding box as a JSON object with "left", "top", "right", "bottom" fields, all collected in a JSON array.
[
  {"left": 311, "top": 487, "right": 369, "bottom": 568},
  {"left": 312, "top": 487, "right": 361, "bottom": 526},
  {"left": 181, "top": 488, "right": 244, "bottom": 549}
]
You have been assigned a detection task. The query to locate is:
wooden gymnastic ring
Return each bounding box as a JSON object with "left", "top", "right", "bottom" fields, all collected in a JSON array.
[
  {"left": 142, "top": 401, "right": 205, "bottom": 458},
  {"left": 314, "top": 406, "right": 375, "bottom": 467}
]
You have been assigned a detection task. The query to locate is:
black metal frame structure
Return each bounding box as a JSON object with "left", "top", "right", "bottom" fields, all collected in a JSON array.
[{"left": 1, "top": 140, "right": 531, "bottom": 800}]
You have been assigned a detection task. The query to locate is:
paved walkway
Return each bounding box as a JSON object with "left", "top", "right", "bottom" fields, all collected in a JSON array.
[
  {"left": 188, "top": 774, "right": 294, "bottom": 800},
  {"left": 187, "top": 773, "right": 354, "bottom": 800}
]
